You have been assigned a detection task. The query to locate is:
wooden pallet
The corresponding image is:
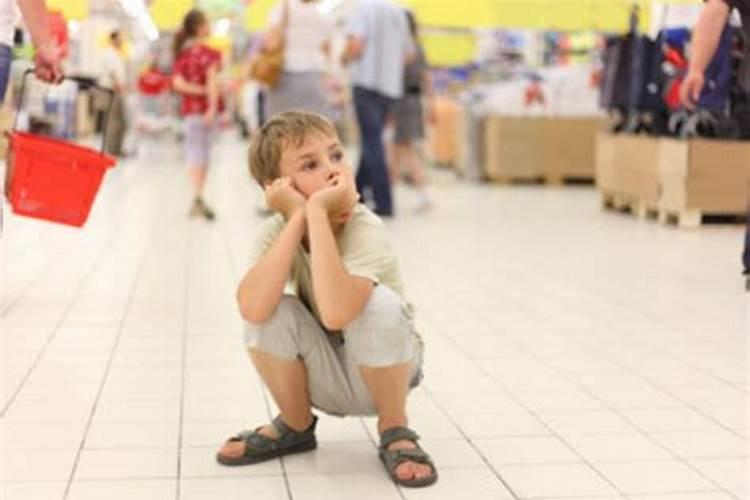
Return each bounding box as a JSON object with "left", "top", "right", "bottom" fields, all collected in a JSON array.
[
  {"left": 490, "top": 174, "right": 595, "bottom": 186},
  {"left": 600, "top": 191, "right": 658, "bottom": 220},
  {"left": 602, "top": 191, "right": 747, "bottom": 228},
  {"left": 656, "top": 210, "right": 747, "bottom": 229}
]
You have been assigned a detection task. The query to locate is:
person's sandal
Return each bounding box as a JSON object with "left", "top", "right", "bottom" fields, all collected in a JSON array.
[
  {"left": 378, "top": 426, "right": 438, "bottom": 488},
  {"left": 216, "top": 415, "right": 318, "bottom": 466}
]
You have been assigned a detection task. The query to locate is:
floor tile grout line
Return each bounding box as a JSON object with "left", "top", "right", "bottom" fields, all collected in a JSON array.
[
  {"left": 60, "top": 237, "right": 154, "bottom": 499},
  {"left": 0, "top": 233, "right": 78, "bottom": 314},
  {"left": 0, "top": 227, "right": 121, "bottom": 417},
  {"left": 530, "top": 277, "right": 747, "bottom": 392},
  {"left": 419, "top": 385, "right": 523, "bottom": 500},
  {"left": 175, "top": 219, "right": 192, "bottom": 500},
  {"left": 467, "top": 262, "right": 744, "bottom": 390},
  {"left": 61, "top": 166, "right": 177, "bottom": 500},
  {"left": 465, "top": 277, "right": 748, "bottom": 441},
  {"left": 0, "top": 161, "right": 176, "bottom": 416},
  {"left": 419, "top": 312, "right": 634, "bottom": 499},
  {"left": 428, "top": 298, "right": 742, "bottom": 500},
  {"left": 490, "top": 292, "right": 750, "bottom": 488},
  {"left": 0, "top": 155, "right": 157, "bottom": 316},
  {"left": 218, "top": 216, "right": 295, "bottom": 500}
]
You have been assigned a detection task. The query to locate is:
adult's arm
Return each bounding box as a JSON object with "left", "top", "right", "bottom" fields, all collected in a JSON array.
[{"left": 681, "top": 0, "right": 732, "bottom": 107}]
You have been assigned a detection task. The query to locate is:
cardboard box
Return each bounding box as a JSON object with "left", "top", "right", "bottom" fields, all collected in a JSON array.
[
  {"left": 595, "top": 133, "right": 661, "bottom": 204},
  {"left": 455, "top": 105, "right": 484, "bottom": 181},
  {"left": 658, "top": 138, "right": 750, "bottom": 215},
  {"left": 484, "top": 115, "right": 545, "bottom": 181},
  {"left": 542, "top": 117, "right": 606, "bottom": 182},
  {"left": 426, "top": 96, "right": 460, "bottom": 166}
]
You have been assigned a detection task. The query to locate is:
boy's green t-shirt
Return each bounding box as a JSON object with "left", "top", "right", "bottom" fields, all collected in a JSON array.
[{"left": 248, "top": 204, "right": 409, "bottom": 323}]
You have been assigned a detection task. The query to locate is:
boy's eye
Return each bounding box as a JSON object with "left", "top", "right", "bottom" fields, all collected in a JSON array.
[
  {"left": 303, "top": 161, "right": 317, "bottom": 171},
  {"left": 331, "top": 150, "right": 344, "bottom": 162}
]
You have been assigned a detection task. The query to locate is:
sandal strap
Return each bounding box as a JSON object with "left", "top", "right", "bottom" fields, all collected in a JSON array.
[
  {"left": 271, "top": 414, "right": 318, "bottom": 437},
  {"left": 380, "top": 445, "right": 436, "bottom": 475},
  {"left": 379, "top": 426, "right": 420, "bottom": 449},
  {"left": 227, "top": 428, "right": 275, "bottom": 451}
]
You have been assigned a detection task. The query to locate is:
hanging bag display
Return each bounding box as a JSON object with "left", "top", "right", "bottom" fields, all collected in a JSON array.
[{"left": 249, "top": 0, "right": 288, "bottom": 88}]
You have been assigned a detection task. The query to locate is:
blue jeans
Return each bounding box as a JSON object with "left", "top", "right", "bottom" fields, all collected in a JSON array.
[
  {"left": 0, "top": 44, "right": 11, "bottom": 105},
  {"left": 352, "top": 86, "right": 393, "bottom": 216}
]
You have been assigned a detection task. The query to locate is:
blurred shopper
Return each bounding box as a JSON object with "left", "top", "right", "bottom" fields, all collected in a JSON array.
[
  {"left": 680, "top": 0, "right": 750, "bottom": 287},
  {"left": 388, "top": 10, "right": 434, "bottom": 212},
  {"left": 172, "top": 9, "right": 220, "bottom": 221},
  {"left": 99, "top": 30, "right": 129, "bottom": 158},
  {"left": 261, "top": 0, "right": 334, "bottom": 118},
  {"left": 342, "top": 0, "right": 414, "bottom": 217},
  {"left": 0, "top": 0, "right": 64, "bottom": 102}
]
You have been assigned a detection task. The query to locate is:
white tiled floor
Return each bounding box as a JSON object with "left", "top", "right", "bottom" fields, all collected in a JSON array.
[{"left": 1, "top": 134, "right": 748, "bottom": 500}]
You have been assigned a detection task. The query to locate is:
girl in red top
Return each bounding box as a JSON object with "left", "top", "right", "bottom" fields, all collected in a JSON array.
[{"left": 172, "top": 9, "right": 220, "bottom": 221}]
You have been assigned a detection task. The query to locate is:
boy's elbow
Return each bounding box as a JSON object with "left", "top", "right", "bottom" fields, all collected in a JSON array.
[
  {"left": 237, "top": 291, "right": 270, "bottom": 325},
  {"left": 240, "top": 304, "right": 270, "bottom": 325}
]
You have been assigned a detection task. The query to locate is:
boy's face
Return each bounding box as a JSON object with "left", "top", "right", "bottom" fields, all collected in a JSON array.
[{"left": 277, "top": 132, "right": 351, "bottom": 199}]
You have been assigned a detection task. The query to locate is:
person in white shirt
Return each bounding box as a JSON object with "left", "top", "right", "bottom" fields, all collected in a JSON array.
[
  {"left": 261, "top": 0, "right": 335, "bottom": 118},
  {"left": 98, "top": 30, "right": 129, "bottom": 157},
  {"left": 0, "top": 0, "right": 63, "bottom": 103}
]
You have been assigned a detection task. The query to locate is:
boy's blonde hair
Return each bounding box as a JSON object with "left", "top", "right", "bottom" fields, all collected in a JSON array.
[{"left": 248, "top": 110, "right": 338, "bottom": 185}]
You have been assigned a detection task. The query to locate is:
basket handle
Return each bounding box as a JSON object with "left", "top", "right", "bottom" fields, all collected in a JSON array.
[{"left": 13, "top": 68, "right": 116, "bottom": 156}]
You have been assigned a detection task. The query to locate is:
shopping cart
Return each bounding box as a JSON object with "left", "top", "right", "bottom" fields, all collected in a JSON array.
[{"left": 5, "top": 69, "right": 117, "bottom": 227}]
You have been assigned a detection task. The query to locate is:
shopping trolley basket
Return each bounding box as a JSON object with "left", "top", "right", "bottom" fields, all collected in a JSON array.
[{"left": 5, "top": 69, "right": 117, "bottom": 227}]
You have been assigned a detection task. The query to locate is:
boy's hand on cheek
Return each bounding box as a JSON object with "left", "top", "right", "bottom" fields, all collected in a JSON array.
[
  {"left": 265, "top": 177, "right": 307, "bottom": 220},
  {"left": 307, "top": 170, "right": 359, "bottom": 221}
]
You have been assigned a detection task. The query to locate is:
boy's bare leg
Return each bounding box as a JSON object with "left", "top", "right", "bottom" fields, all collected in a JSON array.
[
  {"left": 359, "top": 363, "right": 432, "bottom": 481},
  {"left": 218, "top": 349, "right": 314, "bottom": 458}
]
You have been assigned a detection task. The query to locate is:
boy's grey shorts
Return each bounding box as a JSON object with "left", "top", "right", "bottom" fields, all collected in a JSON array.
[
  {"left": 183, "top": 115, "right": 213, "bottom": 167},
  {"left": 243, "top": 285, "right": 423, "bottom": 417}
]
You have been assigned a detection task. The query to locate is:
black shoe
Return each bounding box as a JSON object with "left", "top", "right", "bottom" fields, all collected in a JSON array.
[{"left": 189, "top": 198, "right": 216, "bottom": 221}]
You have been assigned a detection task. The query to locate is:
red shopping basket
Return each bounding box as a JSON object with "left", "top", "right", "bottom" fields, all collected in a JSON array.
[{"left": 6, "top": 70, "right": 117, "bottom": 227}]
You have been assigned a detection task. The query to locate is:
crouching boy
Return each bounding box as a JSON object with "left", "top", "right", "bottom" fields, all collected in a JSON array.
[{"left": 216, "top": 110, "right": 437, "bottom": 487}]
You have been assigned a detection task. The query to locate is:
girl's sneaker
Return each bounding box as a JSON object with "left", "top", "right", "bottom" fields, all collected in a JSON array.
[{"left": 190, "top": 198, "right": 216, "bottom": 221}]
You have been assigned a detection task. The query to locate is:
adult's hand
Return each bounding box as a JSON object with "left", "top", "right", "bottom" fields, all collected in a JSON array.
[
  {"left": 680, "top": 70, "right": 705, "bottom": 110},
  {"left": 33, "top": 42, "right": 64, "bottom": 84}
]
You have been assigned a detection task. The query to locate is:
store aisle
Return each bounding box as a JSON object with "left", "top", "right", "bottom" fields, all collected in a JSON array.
[{"left": 1, "top": 136, "right": 747, "bottom": 500}]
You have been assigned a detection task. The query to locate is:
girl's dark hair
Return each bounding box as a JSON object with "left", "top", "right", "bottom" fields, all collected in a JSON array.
[
  {"left": 405, "top": 10, "right": 417, "bottom": 38},
  {"left": 173, "top": 9, "right": 207, "bottom": 59}
]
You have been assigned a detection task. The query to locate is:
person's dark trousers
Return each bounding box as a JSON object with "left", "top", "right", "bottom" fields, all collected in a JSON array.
[
  {"left": 0, "top": 43, "right": 11, "bottom": 105},
  {"left": 352, "top": 86, "right": 393, "bottom": 216},
  {"left": 104, "top": 92, "right": 127, "bottom": 156},
  {"left": 257, "top": 90, "right": 266, "bottom": 126}
]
